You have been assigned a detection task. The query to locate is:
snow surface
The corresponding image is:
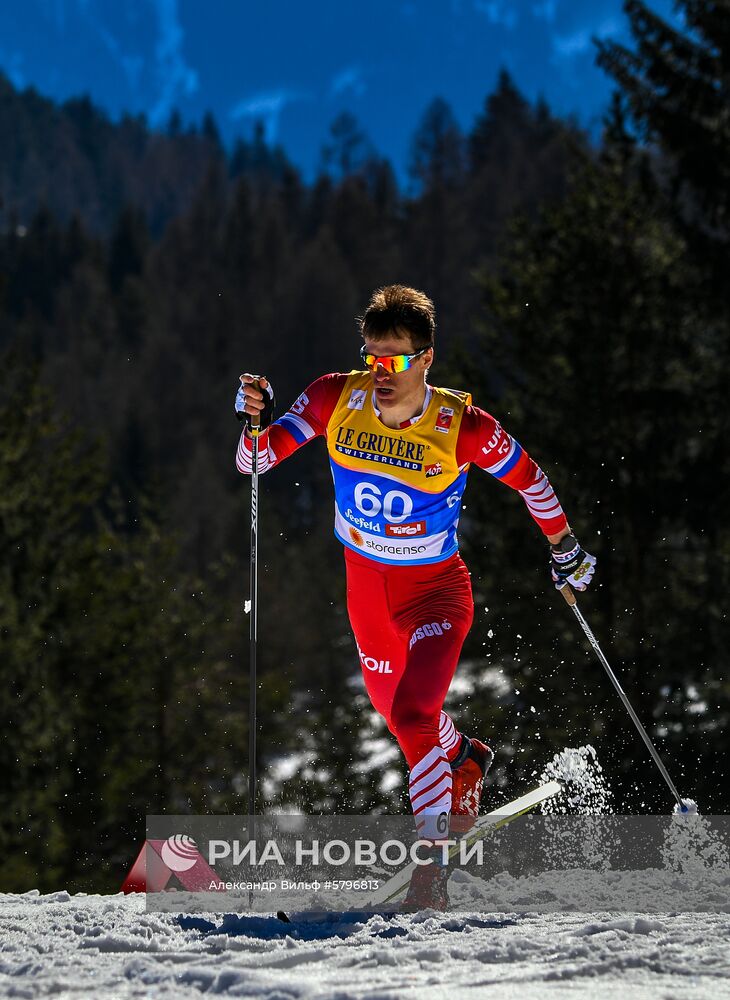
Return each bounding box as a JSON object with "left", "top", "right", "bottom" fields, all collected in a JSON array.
[
  {"left": 4, "top": 747, "right": 724, "bottom": 997},
  {"left": 2, "top": 890, "right": 730, "bottom": 999}
]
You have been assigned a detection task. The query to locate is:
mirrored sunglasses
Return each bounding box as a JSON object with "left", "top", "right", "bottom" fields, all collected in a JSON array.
[{"left": 359, "top": 345, "right": 428, "bottom": 374}]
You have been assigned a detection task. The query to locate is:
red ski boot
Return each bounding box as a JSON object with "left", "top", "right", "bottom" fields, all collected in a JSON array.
[
  {"left": 401, "top": 857, "right": 450, "bottom": 912},
  {"left": 450, "top": 736, "right": 494, "bottom": 835}
]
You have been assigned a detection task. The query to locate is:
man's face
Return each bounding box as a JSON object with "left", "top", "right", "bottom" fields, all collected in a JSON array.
[{"left": 361, "top": 328, "right": 433, "bottom": 412}]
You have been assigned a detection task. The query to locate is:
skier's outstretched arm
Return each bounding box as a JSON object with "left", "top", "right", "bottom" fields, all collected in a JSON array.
[
  {"left": 235, "top": 372, "right": 346, "bottom": 475},
  {"left": 456, "top": 405, "right": 596, "bottom": 590}
]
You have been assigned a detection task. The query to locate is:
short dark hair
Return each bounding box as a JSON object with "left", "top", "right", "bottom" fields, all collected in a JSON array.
[{"left": 358, "top": 285, "right": 436, "bottom": 350}]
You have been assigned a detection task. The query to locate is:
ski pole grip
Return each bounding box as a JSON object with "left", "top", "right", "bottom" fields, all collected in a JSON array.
[
  {"left": 558, "top": 582, "right": 577, "bottom": 607},
  {"left": 250, "top": 378, "right": 261, "bottom": 436}
]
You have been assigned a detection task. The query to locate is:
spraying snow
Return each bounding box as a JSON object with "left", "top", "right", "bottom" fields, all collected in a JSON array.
[
  {"left": 675, "top": 797, "right": 699, "bottom": 815},
  {"left": 662, "top": 808, "right": 729, "bottom": 877},
  {"left": 537, "top": 744, "right": 613, "bottom": 815}
]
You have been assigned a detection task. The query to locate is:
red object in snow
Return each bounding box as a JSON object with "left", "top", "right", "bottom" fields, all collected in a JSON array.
[{"left": 120, "top": 839, "right": 222, "bottom": 894}]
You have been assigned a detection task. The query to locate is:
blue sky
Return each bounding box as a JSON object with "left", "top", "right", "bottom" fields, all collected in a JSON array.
[{"left": 0, "top": 0, "right": 682, "bottom": 180}]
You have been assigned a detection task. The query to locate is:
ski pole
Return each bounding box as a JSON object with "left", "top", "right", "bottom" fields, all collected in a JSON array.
[
  {"left": 557, "top": 583, "right": 689, "bottom": 812},
  {"left": 248, "top": 395, "right": 261, "bottom": 827}
]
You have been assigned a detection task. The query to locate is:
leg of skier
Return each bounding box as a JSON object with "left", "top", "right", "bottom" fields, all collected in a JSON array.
[
  {"left": 344, "top": 549, "right": 406, "bottom": 726},
  {"left": 388, "top": 553, "right": 481, "bottom": 836},
  {"left": 345, "top": 550, "right": 493, "bottom": 910},
  {"left": 345, "top": 550, "right": 469, "bottom": 777},
  {"left": 388, "top": 553, "right": 481, "bottom": 911},
  {"left": 346, "top": 549, "right": 493, "bottom": 826}
]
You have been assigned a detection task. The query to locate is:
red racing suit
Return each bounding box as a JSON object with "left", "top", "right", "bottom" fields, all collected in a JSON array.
[{"left": 237, "top": 372, "right": 568, "bottom": 832}]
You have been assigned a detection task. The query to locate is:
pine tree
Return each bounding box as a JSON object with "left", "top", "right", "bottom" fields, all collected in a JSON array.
[
  {"left": 464, "top": 108, "right": 728, "bottom": 811},
  {"left": 321, "top": 112, "right": 374, "bottom": 180},
  {"left": 404, "top": 99, "right": 468, "bottom": 339},
  {"left": 0, "top": 354, "right": 247, "bottom": 890},
  {"left": 409, "top": 97, "right": 465, "bottom": 194},
  {"left": 596, "top": 0, "right": 730, "bottom": 233}
]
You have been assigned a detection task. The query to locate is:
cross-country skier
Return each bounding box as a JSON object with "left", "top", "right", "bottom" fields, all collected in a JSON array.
[{"left": 235, "top": 285, "right": 595, "bottom": 909}]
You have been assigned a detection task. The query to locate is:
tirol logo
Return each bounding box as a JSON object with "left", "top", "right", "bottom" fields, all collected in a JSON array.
[
  {"left": 385, "top": 521, "right": 426, "bottom": 537},
  {"left": 349, "top": 526, "right": 364, "bottom": 546},
  {"left": 347, "top": 389, "right": 367, "bottom": 410},
  {"left": 425, "top": 462, "right": 442, "bottom": 478},
  {"left": 160, "top": 835, "right": 201, "bottom": 872},
  {"left": 435, "top": 407, "right": 454, "bottom": 433}
]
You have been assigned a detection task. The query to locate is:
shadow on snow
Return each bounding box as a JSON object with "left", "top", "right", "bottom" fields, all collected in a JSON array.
[{"left": 175, "top": 911, "right": 520, "bottom": 941}]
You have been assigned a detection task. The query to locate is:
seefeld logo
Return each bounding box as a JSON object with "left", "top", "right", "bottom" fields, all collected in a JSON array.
[{"left": 160, "top": 835, "right": 201, "bottom": 872}]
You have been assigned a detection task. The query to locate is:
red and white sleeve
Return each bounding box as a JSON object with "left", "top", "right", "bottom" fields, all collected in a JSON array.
[
  {"left": 235, "top": 373, "right": 347, "bottom": 475},
  {"left": 456, "top": 405, "right": 568, "bottom": 537}
]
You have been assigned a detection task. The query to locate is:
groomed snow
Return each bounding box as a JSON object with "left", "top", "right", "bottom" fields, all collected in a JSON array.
[{"left": 2, "top": 890, "right": 729, "bottom": 999}]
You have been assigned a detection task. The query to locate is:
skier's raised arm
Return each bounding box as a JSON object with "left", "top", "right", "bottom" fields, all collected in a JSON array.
[
  {"left": 456, "top": 405, "right": 596, "bottom": 590},
  {"left": 235, "top": 372, "right": 347, "bottom": 475}
]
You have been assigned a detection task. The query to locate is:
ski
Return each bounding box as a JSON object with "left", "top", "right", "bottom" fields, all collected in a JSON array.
[
  {"left": 365, "top": 779, "right": 562, "bottom": 908},
  {"left": 276, "top": 780, "right": 562, "bottom": 921}
]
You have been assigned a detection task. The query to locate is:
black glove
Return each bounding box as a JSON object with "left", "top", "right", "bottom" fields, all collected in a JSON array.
[
  {"left": 550, "top": 533, "right": 596, "bottom": 591},
  {"left": 235, "top": 377, "right": 275, "bottom": 431}
]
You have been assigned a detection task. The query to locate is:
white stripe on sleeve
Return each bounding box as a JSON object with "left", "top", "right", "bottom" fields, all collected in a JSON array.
[
  {"left": 519, "top": 469, "right": 564, "bottom": 521},
  {"left": 236, "top": 432, "right": 276, "bottom": 474},
  {"left": 481, "top": 438, "right": 516, "bottom": 475},
  {"left": 280, "top": 412, "right": 316, "bottom": 441}
]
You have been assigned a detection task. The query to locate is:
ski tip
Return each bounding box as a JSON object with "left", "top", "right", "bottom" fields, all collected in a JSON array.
[
  {"left": 542, "top": 779, "right": 563, "bottom": 796},
  {"left": 276, "top": 910, "right": 291, "bottom": 923},
  {"left": 485, "top": 779, "right": 563, "bottom": 817}
]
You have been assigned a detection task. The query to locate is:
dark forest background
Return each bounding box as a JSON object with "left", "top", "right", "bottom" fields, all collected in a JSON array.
[{"left": 1, "top": 0, "right": 728, "bottom": 892}]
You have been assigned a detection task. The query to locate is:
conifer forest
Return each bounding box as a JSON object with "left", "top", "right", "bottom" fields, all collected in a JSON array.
[{"left": 1, "top": 0, "right": 728, "bottom": 891}]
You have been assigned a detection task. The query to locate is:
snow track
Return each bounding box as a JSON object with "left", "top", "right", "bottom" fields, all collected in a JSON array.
[{"left": 1, "top": 891, "right": 729, "bottom": 999}]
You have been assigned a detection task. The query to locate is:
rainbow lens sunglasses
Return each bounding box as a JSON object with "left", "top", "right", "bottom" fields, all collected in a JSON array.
[{"left": 359, "top": 345, "right": 429, "bottom": 374}]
